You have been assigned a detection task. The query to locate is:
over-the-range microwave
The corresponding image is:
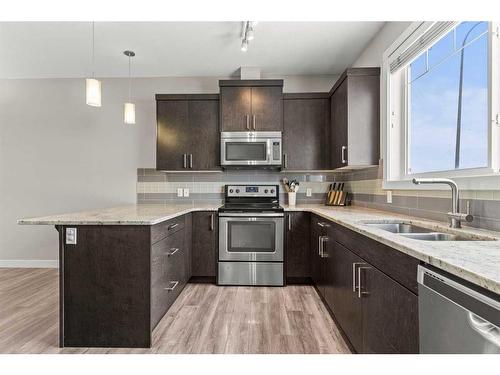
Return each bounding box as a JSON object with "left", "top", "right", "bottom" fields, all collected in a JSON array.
[{"left": 220, "top": 131, "right": 282, "bottom": 169}]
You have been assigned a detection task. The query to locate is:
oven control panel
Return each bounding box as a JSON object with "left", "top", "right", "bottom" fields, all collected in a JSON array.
[{"left": 226, "top": 185, "right": 279, "bottom": 197}]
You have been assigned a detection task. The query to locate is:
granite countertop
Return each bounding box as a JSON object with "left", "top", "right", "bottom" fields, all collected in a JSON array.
[
  {"left": 284, "top": 204, "right": 500, "bottom": 294},
  {"left": 18, "top": 204, "right": 221, "bottom": 225},
  {"left": 19, "top": 203, "right": 500, "bottom": 294}
]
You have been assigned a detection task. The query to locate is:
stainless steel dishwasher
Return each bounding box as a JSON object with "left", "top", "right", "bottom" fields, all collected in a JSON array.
[{"left": 418, "top": 265, "right": 500, "bottom": 353}]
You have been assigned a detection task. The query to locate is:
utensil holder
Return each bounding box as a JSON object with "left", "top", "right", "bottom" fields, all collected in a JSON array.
[{"left": 288, "top": 192, "right": 296, "bottom": 207}]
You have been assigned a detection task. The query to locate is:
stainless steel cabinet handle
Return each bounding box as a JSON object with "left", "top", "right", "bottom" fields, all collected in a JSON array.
[
  {"left": 283, "top": 153, "right": 288, "bottom": 169},
  {"left": 357, "top": 266, "right": 371, "bottom": 298},
  {"left": 246, "top": 114, "right": 250, "bottom": 130},
  {"left": 352, "top": 262, "right": 364, "bottom": 292},
  {"left": 164, "top": 281, "right": 179, "bottom": 292},
  {"left": 183, "top": 154, "right": 187, "bottom": 168},
  {"left": 288, "top": 214, "right": 292, "bottom": 231},
  {"left": 318, "top": 236, "right": 322, "bottom": 256},
  {"left": 210, "top": 213, "right": 214, "bottom": 231},
  {"left": 318, "top": 222, "right": 330, "bottom": 228},
  {"left": 320, "top": 236, "right": 329, "bottom": 257},
  {"left": 189, "top": 154, "right": 193, "bottom": 169},
  {"left": 167, "top": 248, "right": 179, "bottom": 257},
  {"left": 252, "top": 114, "right": 256, "bottom": 130},
  {"left": 341, "top": 146, "right": 347, "bottom": 164},
  {"left": 168, "top": 223, "right": 179, "bottom": 231}
]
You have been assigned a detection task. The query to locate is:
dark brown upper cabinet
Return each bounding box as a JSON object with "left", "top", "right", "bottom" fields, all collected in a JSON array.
[
  {"left": 219, "top": 80, "right": 283, "bottom": 132},
  {"left": 329, "top": 68, "right": 380, "bottom": 169},
  {"left": 283, "top": 93, "right": 329, "bottom": 170},
  {"left": 156, "top": 94, "right": 220, "bottom": 171}
]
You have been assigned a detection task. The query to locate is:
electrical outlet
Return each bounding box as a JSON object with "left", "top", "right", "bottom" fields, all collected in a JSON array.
[
  {"left": 183, "top": 188, "right": 190, "bottom": 197},
  {"left": 66, "top": 228, "right": 77, "bottom": 245},
  {"left": 387, "top": 190, "right": 393, "bottom": 203},
  {"left": 306, "top": 188, "right": 312, "bottom": 197},
  {"left": 177, "top": 188, "right": 183, "bottom": 197}
]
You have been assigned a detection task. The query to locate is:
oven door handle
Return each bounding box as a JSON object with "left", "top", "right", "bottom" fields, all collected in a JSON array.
[{"left": 218, "top": 212, "right": 284, "bottom": 218}]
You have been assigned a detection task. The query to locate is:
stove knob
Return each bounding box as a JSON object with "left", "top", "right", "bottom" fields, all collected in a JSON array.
[
  {"left": 229, "top": 189, "right": 234, "bottom": 193},
  {"left": 235, "top": 189, "right": 240, "bottom": 193},
  {"left": 264, "top": 189, "right": 268, "bottom": 193},
  {"left": 271, "top": 189, "right": 275, "bottom": 193}
]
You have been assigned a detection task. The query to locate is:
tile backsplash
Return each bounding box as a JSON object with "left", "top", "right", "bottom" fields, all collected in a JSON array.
[
  {"left": 340, "top": 165, "right": 500, "bottom": 232},
  {"left": 137, "top": 169, "right": 342, "bottom": 206},
  {"left": 137, "top": 165, "right": 500, "bottom": 231}
]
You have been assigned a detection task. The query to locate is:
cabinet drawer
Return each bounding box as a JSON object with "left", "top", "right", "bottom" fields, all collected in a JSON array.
[
  {"left": 151, "top": 229, "right": 187, "bottom": 328},
  {"left": 151, "top": 215, "right": 185, "bottom": 244}
]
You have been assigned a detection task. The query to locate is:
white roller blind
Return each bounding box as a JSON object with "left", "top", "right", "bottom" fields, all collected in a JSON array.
[{"left": 389, "top": 22, "right": 457, "bottom": 73}]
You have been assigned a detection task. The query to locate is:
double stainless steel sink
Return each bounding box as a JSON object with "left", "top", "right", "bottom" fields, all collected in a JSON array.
[{"left": 362, "top": 221, "right": 494, "bottom": 241}]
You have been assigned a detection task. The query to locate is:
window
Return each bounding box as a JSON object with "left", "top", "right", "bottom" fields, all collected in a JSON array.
[
  {"left": 408, "top": 22, "right": 489, "bottom": 174},
  {"left": 383, "top": 22, "right": 500, "bottom": 188}
]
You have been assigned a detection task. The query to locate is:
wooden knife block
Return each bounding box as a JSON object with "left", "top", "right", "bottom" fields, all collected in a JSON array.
[{"left": 325, "top": 191, "right": 349, "bottom": 206}]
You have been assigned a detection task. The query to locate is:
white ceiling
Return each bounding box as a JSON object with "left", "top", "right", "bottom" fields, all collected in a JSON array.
[{"left": 0, "top": 22, "right": 385, "bottom": 79}]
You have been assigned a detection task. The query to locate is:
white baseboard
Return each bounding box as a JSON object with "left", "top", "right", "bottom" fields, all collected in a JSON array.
[{"left": 0, "top": 260, "right": 59, "bottom": 268}]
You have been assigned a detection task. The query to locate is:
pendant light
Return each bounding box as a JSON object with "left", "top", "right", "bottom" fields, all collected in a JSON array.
[
  {"left": 123, "top": 50, "right": 136, "bottom": 124},
  {"left": 86, "top": 22, "right": 101, "bottom": 107}
]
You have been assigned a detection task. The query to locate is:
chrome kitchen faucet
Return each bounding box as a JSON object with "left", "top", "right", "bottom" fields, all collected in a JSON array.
[{"left": 412, "top": 178, "right": 473, "bottom": 229}]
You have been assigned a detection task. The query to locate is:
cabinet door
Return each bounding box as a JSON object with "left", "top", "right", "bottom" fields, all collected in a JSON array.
[
  {"left": 184, "top": 213, "right": 192, "bottom": 279},
  {"left": 192, "top": 211, "right": 217, "bottom": 277},
  {"left": 328, "top": 240, "right": 364, "bottom": 352},
  {"left": 329, "top": 79, "right": 348, "bottom": 169},
  {"left": 188, "top": 100, "right": 220, "bottom": 170},
  {"left": 156, "top": 100, "right": 190, "bottom": 170},
  {"left": 310, "top": 215, "right": 328, "bottom": 297},
  {"left": 220, "top": 86, "right": 252, "bottom": 131},
  {"left": 283, "top": 98, "right": 328, "bottom": 170},
  {"left": 361, "top": 266, "right": 419, "bottom": 353},
  {"left": 285, "top": 212, "right": 310, "bottom": 280},
  {"left": 251, "top": 86, "right": 283, "bottom": 131}
]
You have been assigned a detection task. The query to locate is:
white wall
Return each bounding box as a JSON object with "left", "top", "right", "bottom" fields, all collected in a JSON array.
[
  {"left": 0, "top": 74, "right": 337, "bottom": 266},
  {"left": 352, "top": 22, "right": 412, "bottom": 67}
]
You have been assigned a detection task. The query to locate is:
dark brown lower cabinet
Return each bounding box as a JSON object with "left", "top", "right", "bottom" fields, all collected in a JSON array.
[
  {"left": 361, "top": 265, "right": 419, "bottom": 353},
  {"left": 191, "top": 211, "right": 217, "bottom": 278},
  {"left": 308, "top": 215, "right": 419, "bottom": 354},
  {"left": 151, "top": 228, "right": 188, "bottom": 329},
  {"left": 310, "top": 215, "right": 328, "bottom": 295},
  {"left": 285, "top": 212, "right": 310, "bottom": 282},
  {"left": 324, "top": 239, "right": 364, "bottom": 352},
  {"left": 58, "top": 213, "right": 204, "bottom": 348}
]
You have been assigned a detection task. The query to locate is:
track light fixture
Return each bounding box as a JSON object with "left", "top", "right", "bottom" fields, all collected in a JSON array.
[{"left": 241, "top": 21, "right": 257, "bottom": 52}]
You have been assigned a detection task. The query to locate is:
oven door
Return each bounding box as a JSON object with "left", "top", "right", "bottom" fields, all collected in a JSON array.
[{"left": 218, "top": 214, "right": 284, "bottom": 262}]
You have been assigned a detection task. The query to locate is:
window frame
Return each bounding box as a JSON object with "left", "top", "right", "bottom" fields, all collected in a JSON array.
[{"left": 382, "top": 21, "right": 500, "bottom": 191}]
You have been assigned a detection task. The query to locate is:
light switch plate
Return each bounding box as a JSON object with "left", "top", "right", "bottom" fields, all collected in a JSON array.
[
  {"left": 183, "top": 188, "right": 189, "bottom": 197},
  {"left": 306, "top": 188, "right": 312, "bottom": 197},
  {"left": 177, "top": 188, "right": 183, "bottom": 197},
  {"left": 66, "top": 228, "right": 77, "bottom": 245},
  {"left": 387, "top": 190, "right": 393, "bottom": 203}
]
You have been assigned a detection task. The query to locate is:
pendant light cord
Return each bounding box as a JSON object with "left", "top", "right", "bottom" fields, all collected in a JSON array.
[
  {"left": 91, "top": 21, "right": 95, "bottom": 78},
  {"left": 128, "top": 55, "right": 131, "bottom": 101}
]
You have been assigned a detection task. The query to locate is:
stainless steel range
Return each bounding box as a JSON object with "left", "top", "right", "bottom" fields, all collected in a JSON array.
[{"left": 218, "top": 184, "right": 284, "bottom": 286}]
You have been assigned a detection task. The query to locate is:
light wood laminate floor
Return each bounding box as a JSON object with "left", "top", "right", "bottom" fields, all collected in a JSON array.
[{"left": 0, "top": 268, "right": 351, "bottom": 354}]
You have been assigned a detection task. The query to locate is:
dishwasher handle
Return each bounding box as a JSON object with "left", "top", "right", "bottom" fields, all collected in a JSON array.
[{"left": 467, "top": 312, "right": 500, "bottom": 347}]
